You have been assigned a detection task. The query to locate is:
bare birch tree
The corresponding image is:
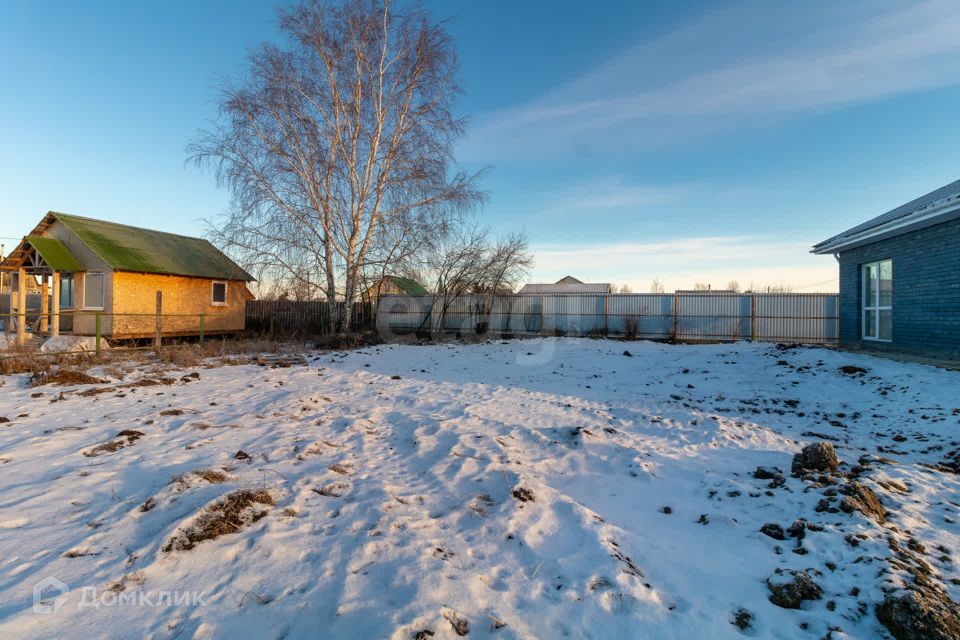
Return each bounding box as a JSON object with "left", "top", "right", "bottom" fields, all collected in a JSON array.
[{"left": 191, "top": 0, "right": 484, "bottom": 330}]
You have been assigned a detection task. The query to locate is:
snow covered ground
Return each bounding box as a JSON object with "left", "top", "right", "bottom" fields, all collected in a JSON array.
[{"left": 0, "top": 339, "right": 957, "bottom": 639}]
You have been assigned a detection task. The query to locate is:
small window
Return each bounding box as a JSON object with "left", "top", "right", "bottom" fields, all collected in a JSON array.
[
  {"left": 862, "top": 260, "right": 892, "bottom": 341},
  {"left": 83, "top": 273, "right": 104, "bottom": 309},
  {"left": 211, "top": 281, "right": 227, "bottom": 306},
  {"left": 60, "top": 275, "right": 75, "bottom": 309}
]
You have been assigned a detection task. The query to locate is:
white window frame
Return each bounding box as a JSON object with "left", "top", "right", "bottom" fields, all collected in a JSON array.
[
  {"left": 862, "top": 259, "right": 892, "bottom": 342},
  {"left": 211, "top": 280, "right": 228, "bottom": 306},
  {"left": 83, "top": 272, "right": 105, "bottom": 310}
]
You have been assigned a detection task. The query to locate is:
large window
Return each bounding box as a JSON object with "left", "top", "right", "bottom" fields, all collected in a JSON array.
[
  {"left": 211, "top": 281, "right": 227, "bottom": 306},
  {"left": 83, "top": 272, "right": 104, "bottom": 309},
  {"left": 862, "top": 260, "right": 892, "bottom": 341}
]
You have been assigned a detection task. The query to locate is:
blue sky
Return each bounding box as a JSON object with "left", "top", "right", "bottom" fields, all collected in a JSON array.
[{"left": 2, "top": 0, "right": 960, "bottom": 292}]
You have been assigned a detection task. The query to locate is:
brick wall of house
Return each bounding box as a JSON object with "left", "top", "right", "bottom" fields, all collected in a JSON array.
[{"left": 838, "top": 217, "right": 960, "bottom": 355}]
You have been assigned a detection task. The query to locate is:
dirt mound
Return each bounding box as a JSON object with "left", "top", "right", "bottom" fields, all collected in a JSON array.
[
  {"left": 877, "top": 588, "right": 960, "bottom": 640},
  {"left": 840, "top": 483, "right": 886, "bottom": 523},
  {"left": 31, "top": 369, "right": 105, "bottom": 387},
  {"left": 767, "top": 569, "right": 823, "bottom": 609},
  {"left": 163, "top": 488, "right": 275, "bottom": 552},
  {"left": 792, "top": 441, "right": 839, "bottom": 475}
]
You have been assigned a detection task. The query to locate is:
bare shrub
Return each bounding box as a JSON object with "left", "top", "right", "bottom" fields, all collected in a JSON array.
[
  {"left": 624, "top": 316, "right": 639, "bottom": 340},
  {"left": 160, "top": 344, "right": 203, "bottom": 368}
]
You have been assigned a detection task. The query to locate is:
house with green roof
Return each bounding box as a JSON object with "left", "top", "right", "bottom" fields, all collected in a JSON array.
[
  {"left": 1, "top": 212, "right": 254, "bottom": 342},
  {"left": 361, "top": 275, "right": 430, "bottom": 302}
]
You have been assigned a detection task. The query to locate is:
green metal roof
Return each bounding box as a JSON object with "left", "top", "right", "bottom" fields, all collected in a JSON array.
[
  {"left": 386, "top": 276, "right": 429, "bottom": 295},
  {"left": 52, "top": 212, "right": 254, "bottom": 281},
  {"left": 26, "top": 235, "right": 84, "bottom": 271}
]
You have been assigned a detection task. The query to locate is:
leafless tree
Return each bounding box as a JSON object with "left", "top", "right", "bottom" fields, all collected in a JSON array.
[
  {"left": 746, "top": 282, "right": 795, "bottom": 294},
  {"left": 649, "top": 278, "right": 665, "bottom": 294},
  {"left": 727, "top": 280, "right": 741, "bottom": 293},
  {"left": 693, "top": 282, "right": 712, "bottom": 291},
  {"left": 418, "top": 226, "right": 531, "bottom": 336},
  {"left": 617, "top": 283, "right": 633, "bottom": 293},
  {"left": 191, "top": 0, "right": 484, "bottom": 330}
]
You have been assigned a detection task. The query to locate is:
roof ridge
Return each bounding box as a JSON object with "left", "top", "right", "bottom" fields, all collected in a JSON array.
[{"left": 51, "top": 211, "right": 210, "bottom": 243}]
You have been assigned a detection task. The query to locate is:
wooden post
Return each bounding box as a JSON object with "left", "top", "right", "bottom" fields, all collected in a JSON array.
[
  {"left": 154, "top": 291, "right": 162, "bottom": 354},
  {"left": 199, "top": 313, "right": 205, "bottom": 345},
  {"left": 750, "top": 294, "right": 757, "bottom": 342},
  {"left": 95, "top": 312, "right": 101, "bottom": 358},
  {"left": 39, "top": 274, "right": 49, "bottom": 334},
  {"left": 51, "top": 272, "right": 60, "bottom": 337},
  {"left": 16, "top": 268, "right": 26, "bottom": 345}
]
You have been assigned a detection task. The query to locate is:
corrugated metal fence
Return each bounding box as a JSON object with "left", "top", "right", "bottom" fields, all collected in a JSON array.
[{"left": 376, "top": 292, "right": 839, "bottom": 344}]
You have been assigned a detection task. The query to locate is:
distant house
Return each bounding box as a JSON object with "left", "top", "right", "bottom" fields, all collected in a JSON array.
[
  {"left": 362, "top": 276, "right": 429, "bottom": 302},
  {"left": 0, "top": 212, "right": 254, "bottom": 341},
  {"left": 518, "top": 276, "right": 612, "bottom": 294},
  {"left": 812, "top": 179, "right": 960, "bottom": 355}
]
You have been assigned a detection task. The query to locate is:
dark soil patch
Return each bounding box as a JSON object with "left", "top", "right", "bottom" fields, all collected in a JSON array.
[
  {"left": 732, "top": 608, "right": 753, "bottom": 631},
  {"left": 32, "top": 370, "right": 105, "bottom": 387},
  {"left": 159, "top": 409, "right": 185, "bottom": 416},
  {"left": 839, "top": 365, "right": 867, "bottom": 376},
  {"left": 162, "top": 488, "right": 274, "bottom": 552},
  {"left": 77, "top": 378, "right": 176, "bottom": 397},
  {"left": 511, "top": 486, "right": 535, "bottom": 502}
]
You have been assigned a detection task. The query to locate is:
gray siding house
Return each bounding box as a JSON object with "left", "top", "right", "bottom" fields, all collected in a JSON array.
[{"left": 812, "top": 179, "right": 960, "bottom": 356}]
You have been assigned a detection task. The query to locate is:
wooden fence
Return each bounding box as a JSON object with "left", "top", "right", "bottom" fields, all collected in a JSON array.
[
  {"left": 245, "top": 300, "right": 375, "bottom": 337},
  {"left": 375, "top": 292, "right": 840, "bottom": 344}
]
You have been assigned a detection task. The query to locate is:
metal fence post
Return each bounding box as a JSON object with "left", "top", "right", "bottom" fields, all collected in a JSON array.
[
  {"left": 199, "top": 313, "right": 205, "bottom": 345},
  {"left": 672, "top": 294, "right": 679, "bottom": 341},
  {"left": 269, "top": 314, "right": 275, "bottom": 341}
]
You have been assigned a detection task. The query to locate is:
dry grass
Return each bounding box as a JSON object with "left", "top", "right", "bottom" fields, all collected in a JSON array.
[
  {"left": 162, "top": 488, "right": 275, "bottom": 552},
  {"left": 83, "top": 429, "right": 144, "bottom": 457},
  {"left": 1, "top": 334, "right": 370, "bottom": 383},
  {"left": 159, "top": 344, "right": 205, "bottom": 367},
  {"left": 193, "top": 469, "right": 229, "bottom": 484}
]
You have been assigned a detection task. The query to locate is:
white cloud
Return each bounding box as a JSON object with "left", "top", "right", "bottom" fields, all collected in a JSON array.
[
  {"left": 544, "top": 177, "right": 687, "bottom": 210},
  {"left": 528, "top": 236, "right": 838, "bottom": 292},
  {"left": 464, "top": 0, "right": 960, "bottom": 159}
]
